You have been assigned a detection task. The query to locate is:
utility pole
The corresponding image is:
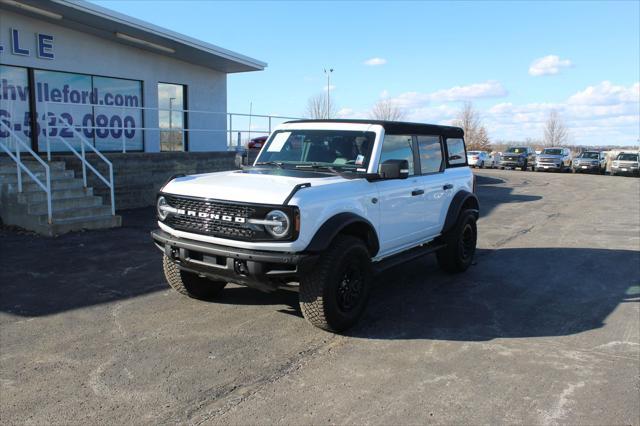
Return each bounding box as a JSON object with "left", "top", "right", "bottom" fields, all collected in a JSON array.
[{"left": 324, "top": 68, "right": 333, "bottom": 119}]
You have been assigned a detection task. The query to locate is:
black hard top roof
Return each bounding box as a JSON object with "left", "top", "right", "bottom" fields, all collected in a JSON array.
[{"left": 284, "top": 119, "right": 464, "bottom": 138}]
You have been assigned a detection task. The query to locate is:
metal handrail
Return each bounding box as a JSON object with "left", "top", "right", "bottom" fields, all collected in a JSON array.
[
  {"left": 50, "top": 116, "right": 116, "bottom": 216},
  {"left": 0, "top": 121, "right": 52, "bottom": 224}
]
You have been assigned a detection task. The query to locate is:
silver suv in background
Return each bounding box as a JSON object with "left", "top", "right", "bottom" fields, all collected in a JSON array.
[
  {"left": 572, "top": 151, "right": 604, "bottom": 174},
  {"left": 611, "top": 152, "right": 639, "bottom": 177},
  {"left": 535, "top": 147, "right": 572, "bottom": 172},
  {"left": 500, "top": 146, "right": 535, "bottom": 171}
]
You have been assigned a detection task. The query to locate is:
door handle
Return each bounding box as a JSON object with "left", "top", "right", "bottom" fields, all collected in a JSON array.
[
  {"left": 443, "top": 184, "right": 453, "bottom": 190},
  {"left": 411, "top": 189, "right": 424, "bottom": 196}
]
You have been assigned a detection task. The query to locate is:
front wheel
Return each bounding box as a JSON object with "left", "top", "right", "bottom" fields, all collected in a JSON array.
[
  {"left": 521, "top": 161, "right": 528, "bottom": 171},
  {"left": 163, "top": 255, "right": 227, "bottom": 300},
  {"left": 299, "top": 235, "right": 372, "bottom": 332},
  {"left": 437, "top": 210, "right": 478, "bottom": 273}
]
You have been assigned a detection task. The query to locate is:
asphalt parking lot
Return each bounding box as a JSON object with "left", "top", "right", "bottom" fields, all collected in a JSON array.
[{"left": 1, "top": 169, "right": 639, "bottom": 425}]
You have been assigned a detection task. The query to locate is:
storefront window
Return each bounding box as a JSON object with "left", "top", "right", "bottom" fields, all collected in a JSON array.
[
  {"left": 34, "top": 70, "right": 92, "bottom": 152},
  {"left": 158, "top": 82, "right": 186, "bottom": 151},
  {"left": 0, "top": 65, "right": 31, "bottom": 151},
  {"left": 30, "top": 70, "right": 143, "bottom": 152},
  {"left": 93, "top": 76, "right": 143, "bottom": 151}
]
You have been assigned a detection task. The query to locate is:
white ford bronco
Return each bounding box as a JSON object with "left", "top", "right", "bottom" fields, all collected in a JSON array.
[{"left": 152, "top": 120, "right": 479, "bottom": 332}]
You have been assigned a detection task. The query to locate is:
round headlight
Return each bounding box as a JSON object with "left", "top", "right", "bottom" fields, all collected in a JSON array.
[
  {"left": 157, "top": 196, "right": 169, "bottom": 221},
  {"left": 264, "top": 210, "right": 290, "bottom": 238}
]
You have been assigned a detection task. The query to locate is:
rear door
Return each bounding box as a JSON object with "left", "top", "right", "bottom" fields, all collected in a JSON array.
[{"left": 415, "top": 135, "right": 448, "bottom": 237}]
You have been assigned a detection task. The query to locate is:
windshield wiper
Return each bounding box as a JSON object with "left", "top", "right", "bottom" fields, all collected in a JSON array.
[
  {"left": 255, "top": 161, "right": 285, "bottom": 169},
  {"left": 295, "top": 163, "right": 341, "bottom": 173}
]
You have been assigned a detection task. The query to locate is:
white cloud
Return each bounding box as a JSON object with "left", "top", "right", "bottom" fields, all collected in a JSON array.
[
  {"left": 567, "top": 81, "right": 639, "bottom": 105},
  {"left": 529, "top": 55, "right": 573, "bottom": 76},
  {"left": 322, "top": 84, "right": 336, "bottom": 92},
  {"left": 377, "top": 80, "right": 638, "bottom": 145},
  {"left": 384, "top": 80, "right": 508, "bottom": 109},
  {"left": 363, "top": 57, "right": 387, "bottom": 66},
  {"left": 483, "top": 81, "right": 639, "bottom": 144},
  {"left": 379, "top": 89, "right": 389, "bottom": 99}
]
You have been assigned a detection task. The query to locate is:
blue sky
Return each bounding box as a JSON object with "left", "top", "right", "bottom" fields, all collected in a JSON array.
[{"left": 95, "top": 1, "right": 639, "bottom": 146}]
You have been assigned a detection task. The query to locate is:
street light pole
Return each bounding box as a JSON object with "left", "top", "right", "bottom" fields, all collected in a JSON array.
[{"left": 324, "top": 68, "right": 333, "bottom": 119}]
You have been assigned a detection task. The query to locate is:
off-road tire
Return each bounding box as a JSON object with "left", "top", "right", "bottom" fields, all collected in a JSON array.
[
  {"left": 436, "top": 209, "right": 478, "bottom": 273},
  {"left": 299, "top": 235, "right": 372, "bottom": 332},
  {"left": 163, "top": 255, "right": 226, "bottom": 300}
]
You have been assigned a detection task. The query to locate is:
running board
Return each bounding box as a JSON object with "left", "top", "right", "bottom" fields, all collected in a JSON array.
[{"left": 373, "top": 242, "right": 445, "bottom": 274}]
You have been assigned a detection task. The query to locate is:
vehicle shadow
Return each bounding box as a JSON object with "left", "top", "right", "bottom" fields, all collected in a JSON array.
[
  {"left": 347, "top": 247, "right": 639, "bottom": 341},
  {"left": 475, "top": 172, "right": 542, "bottom": 217}
]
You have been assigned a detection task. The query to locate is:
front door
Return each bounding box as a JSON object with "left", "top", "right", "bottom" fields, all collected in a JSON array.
[{"left": 374, "top": 134, "right": 425, "bottom": 255}]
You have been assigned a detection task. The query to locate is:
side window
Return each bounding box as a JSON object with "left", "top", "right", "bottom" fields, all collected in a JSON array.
[
  {"left": 446, "top": 138, "right": 466, "bottom": 166},
  {"left": 380, "top": 134, "right": 415, "bottom": 175},
  {"left": 417, "top": 135, "right": 443, "bottom": 174}
]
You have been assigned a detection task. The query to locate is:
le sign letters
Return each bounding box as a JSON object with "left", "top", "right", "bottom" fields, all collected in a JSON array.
[{"left": 0, "top": 28, "right": 55, "bottom": 59}]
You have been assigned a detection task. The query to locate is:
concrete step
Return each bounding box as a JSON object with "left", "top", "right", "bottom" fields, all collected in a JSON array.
[
  {"left": 17, "top": 187, "right": 93, "bottom": 203},
  {"left": 45, "top": 214, "right": 122, "bottom": 236},
  {"left": 37, "top": 204, "right": 113, "bottom": 223},
  {"left": 0, "top": 169, "right": 75, "bottom": 183},
  {"left": 0, "top": 161, "right": 66, "bottom": 174},
  {"left": 27, "top": 195, "right": 103, "bottom": 215},
  {"left": 8, "top": 177, "right": 84, "bottom": 193}
]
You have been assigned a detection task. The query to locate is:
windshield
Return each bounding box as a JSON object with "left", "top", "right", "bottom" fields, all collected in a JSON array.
[
  {"left": 256, "top": 130, "right": 376, "bottom": 172},
  {"left": 542, "top": 149, "right": 563, "bottom": 155},
  {"left": 506, "top": 147, "right": 526, "bottom": 153},
  {"left": 580, "top": 152, "right": 600, "bottom": 159},
  {"left": 617, "top": 153, "right": 638, "bottom": 162}
]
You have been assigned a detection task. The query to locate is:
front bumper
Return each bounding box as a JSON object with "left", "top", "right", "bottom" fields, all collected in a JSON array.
[
  {"left": 611, "top": 166, "right": 640, "bottom": 175},
  {"left": 536, "top": 162, "right": 562, "bottom": 171},
  {"left": 501, "top": 160, "right": 524, "bottom": 168},
  {"left": 151, "top": 229, "right": 317, "bottom": 291},
  {"left": 573, "top": 163, "right": 600, "bottom": 172}
]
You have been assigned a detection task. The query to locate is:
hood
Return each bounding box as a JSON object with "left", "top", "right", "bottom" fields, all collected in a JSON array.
[
  {"left": 161, "top": 168, "right": 346, "bottom": 205},
  {"left": 538, "top": 154, "right": 563, "bottom": 160}
]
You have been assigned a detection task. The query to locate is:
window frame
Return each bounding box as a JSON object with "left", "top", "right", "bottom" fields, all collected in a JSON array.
[
  {"left": 0, "top": 63, "right": 146, "bottom": 152},
  {"left": 158, "top": 81, "right": 188, "bottom": 151},
  {"left": 415, "top": 134, "right": 445, "bottom": 175},
  {"left": 379, "top": 133, "right": 417, "bottom": 176},
  {"left": 444, "top": 137, "right": 468, "bottom": 168}
]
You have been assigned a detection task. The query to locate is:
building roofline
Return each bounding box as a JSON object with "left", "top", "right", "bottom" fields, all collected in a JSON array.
[{"left": 2, "top": 0, "right": 267, "bottom": 73}]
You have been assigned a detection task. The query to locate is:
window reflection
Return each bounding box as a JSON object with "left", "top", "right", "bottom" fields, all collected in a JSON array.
[{"left": 158, "top": 83, "right": 186, "bottom": 151}]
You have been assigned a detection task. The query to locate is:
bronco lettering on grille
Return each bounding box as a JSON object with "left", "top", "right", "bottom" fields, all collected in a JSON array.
[{"left": 182, "top": 210, "right": 246, "bottom": 223}]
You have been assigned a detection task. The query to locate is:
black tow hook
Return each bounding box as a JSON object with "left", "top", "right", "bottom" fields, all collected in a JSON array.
[{"left": 234, "top": 259, "right": 248, "bottom": 275}]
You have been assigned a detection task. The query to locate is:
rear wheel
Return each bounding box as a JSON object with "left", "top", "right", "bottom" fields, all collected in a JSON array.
[
  {"left": 163, "top": 255, "right": 227, "bottom": 300},
  {"left": 299, "top": 235, "right": 372, "bottom": 332},
  {"left": 437, "top": 209, "right": 477, "bottom": 273}
]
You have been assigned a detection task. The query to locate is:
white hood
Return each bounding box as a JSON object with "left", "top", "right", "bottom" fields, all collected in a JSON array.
[{"left": 161, "top": 170, "right": 345, "bottom": 205}]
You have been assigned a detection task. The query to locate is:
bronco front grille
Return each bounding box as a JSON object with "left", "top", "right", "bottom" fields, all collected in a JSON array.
[{"left": 163, "top": 195, "right": 256, "bottom": 240}]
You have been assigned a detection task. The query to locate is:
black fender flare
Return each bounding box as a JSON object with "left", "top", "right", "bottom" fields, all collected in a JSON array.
[
  {"left": 305, "top": 212, "right": 380, "bottom": 256},
  {"left": 441, "top": 191, "right": 480, "bottom": 235}
]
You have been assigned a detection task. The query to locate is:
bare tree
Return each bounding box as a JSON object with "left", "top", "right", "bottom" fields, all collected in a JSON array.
[
  {"left": 543, "top": 110, "right": 569, "bottom": 146},
  {"left": 369, "top": 99, "right": 406, "bottom": 121},
  {"left": 305, "top": 93, "right": 337, "bottom": 119},
  {"left": 453, "top": 102, "right": 491, "bottom": 150}
]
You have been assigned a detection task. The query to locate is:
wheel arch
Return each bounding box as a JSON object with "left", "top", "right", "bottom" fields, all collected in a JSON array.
[
  {"left": 441, "top": 190, "right": 479, "bottom": 235},
  {"left": 305, "top": 212, "right": 379, "bottom": 257}
]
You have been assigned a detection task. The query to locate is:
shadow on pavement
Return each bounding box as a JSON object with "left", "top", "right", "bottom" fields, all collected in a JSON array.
[
  {"left": 475, "top": 172, "right": 542, "bottom": 217},
  {"left": 349, "top": 247, "right": 639, "bottom": 340},
  {"left": 0, "top": 207, "right": 165, "bottom": 317}
]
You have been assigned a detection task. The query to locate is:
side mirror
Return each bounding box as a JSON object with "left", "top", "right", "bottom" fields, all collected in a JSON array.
[{"left": 379, "top": 159, "right": 409, "bottom": 179}]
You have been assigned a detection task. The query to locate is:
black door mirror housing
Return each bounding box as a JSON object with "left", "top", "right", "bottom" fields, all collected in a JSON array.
[{"left": 378, "top": 159, "right": 409, "bottom": 179}]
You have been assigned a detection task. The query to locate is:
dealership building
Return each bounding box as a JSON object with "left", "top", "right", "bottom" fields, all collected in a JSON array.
[{"left": 0, "top": 0, "right": 266, "bottom": 232}]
